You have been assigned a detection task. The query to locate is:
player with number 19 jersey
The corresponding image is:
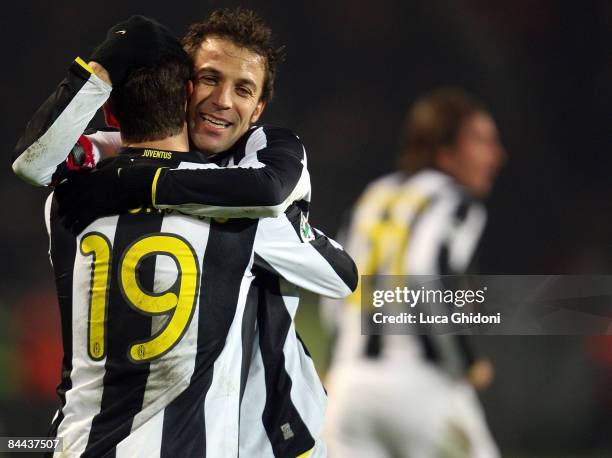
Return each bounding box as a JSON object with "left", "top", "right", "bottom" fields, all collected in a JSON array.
[{"left": 46, "top": 148, "right": 356, "bottom": 457}]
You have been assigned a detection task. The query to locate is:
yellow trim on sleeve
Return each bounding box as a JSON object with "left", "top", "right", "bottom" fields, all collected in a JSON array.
[
  {"left": 152, "top": 168, "right": 163, "bottom": 207},
  {"left": 296, "top": 450, "right": 311, "bottom": 458},
  {"left": 75, "top": 57, "right": 94, "bottom": 74}
]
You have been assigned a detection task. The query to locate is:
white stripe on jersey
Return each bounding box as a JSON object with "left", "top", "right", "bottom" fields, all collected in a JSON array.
[
  {"left": 238, "top": 327, "right": 276, "bottom": 457},
  {"left": 204, "top": 258, "right": 255, "bottom": 457},
  {"left": 13, "top": 72, "right": 110, "bottom": 186},
  {"left": 55, "top": 214, "right": 119, "bottom": 457},
  {"left": 129, "top": 215, "right": 212, "bottom": 435},
  {"left": 406, "top": 188, "right": 462, "bottom": 273},
  {"left": 44, "top": 194, "right": 54, "bottom": 265},
  {"left": 241, "top": 126, "right": 267, "bottom": 168},
  {"left": 448, "top": 204, "right": 487, "bottom": 272},
  {"left": 279, "top": 281, "right": 327, "bottom": 441},
  {"left": 115, "top": 409, "right": 164, "bottom": 458}
]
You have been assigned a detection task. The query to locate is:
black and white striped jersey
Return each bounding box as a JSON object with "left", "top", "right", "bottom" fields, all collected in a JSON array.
[
  {"left": 14, "top": 58, "right": 358, "bottom": 457},
  {"left": 328, "top": 169, "right": 486, "bottom": 376},
  {"left": 45, "top": 148, "right": 356, "bottom": 457}
]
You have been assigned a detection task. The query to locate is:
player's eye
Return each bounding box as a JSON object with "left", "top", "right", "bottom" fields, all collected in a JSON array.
[
  {"left": 199, "top": 75, "right": 217, "bottom": 85},
  {"left": 236, "top": 86, "right": 253, "bottom": 98}
]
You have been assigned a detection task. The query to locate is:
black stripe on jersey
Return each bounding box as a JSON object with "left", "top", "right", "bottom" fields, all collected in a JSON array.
[
  {"left": 84, "top": 212, "right": 164, "bottom": 458},
  {"left": 437, "top": 198, "right": 471, "bottom": 274},
  {"left": 309, "top": 237, "right": 358, "bottom": 292},
  {"left": 438, "top": 244, "right": 451, "bottom": 275},
  {"left": 47, "top": 198, "right": 76, "bottom": 444},
  {"left": 422, "top": 195, "right": 477, "bottom": 373},
  {"left": 240, "top": 276, "right": 260, "bottom": 403},
  {"left": 407, "top": 197, "right": 443, "bottom": 364},
  {"left": 159, "top": 370, "right": 213, "bottom": 458},
  {"left": 457, "top": 334, "right": 476, "bottom": 369},
  {"left": 295, "top": 199, "right": 310, "bottom": 215},
  {"left": 160, "top": 218, "right": 258, "bottom": 458},
  {"left": 283, "top": 201, "right": 305, "bottom": 239},
  {"left": 13, "top": 61, "right": 91, "bottom": 162},
  {"left": 256, "top": 270, "right": 315, "bottom": 457},
  {"left": 418, "top": 334, "right": 439, "bottom": 362},
  {"left": 364, "top": 334, "right": 382, "bottom": 358}
]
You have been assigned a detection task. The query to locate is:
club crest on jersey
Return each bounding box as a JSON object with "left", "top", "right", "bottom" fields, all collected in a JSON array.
[{"left": 300, "top": 213, "right": 315, "bottom": 242}]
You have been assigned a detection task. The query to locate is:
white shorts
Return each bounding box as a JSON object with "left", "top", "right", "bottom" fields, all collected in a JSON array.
[{"left": 325, "top": 359, "right": 499, "bottom": 458}]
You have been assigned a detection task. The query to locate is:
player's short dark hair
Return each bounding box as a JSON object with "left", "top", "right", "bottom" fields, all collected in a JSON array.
[
  {"left": 107, "top": 55, "right": 192, "bottom": 143},
  {"left": 398, "top": 87, "right": 486, "bottom": 173},
  {"left": 182, "top": 8, "right": 283, "bottom": 103}
]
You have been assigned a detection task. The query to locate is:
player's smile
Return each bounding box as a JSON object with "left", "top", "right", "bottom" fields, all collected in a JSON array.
[{"left": 200, "top": 113, "right": 233, "bottom": 129}]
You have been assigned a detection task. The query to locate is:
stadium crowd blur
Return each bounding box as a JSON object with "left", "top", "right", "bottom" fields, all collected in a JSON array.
[{"left": 2, "top": 0, "right": 611, "bottom": 456}]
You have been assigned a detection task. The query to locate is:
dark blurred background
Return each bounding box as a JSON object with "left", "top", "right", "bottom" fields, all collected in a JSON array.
[{"left": 1, "top": 0, "right": 611, "bottom": 456}]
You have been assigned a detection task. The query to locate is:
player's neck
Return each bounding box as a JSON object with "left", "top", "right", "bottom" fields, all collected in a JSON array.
[{"left": 123, "top": 126, "right": 190, "bottom": 152}]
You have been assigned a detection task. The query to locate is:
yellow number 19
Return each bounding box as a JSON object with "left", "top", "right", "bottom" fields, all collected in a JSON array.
[{"left": 80, "top": 233, "right": 199, "bottom": 363}]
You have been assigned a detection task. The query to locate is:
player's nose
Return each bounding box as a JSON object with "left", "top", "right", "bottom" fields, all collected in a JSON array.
[{"left": 210, "top": 83, "right": 232, "bottom": 110}]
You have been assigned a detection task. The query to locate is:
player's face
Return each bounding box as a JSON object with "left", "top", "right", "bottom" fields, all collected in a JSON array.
[
  {"left": 188, "top": 36, "right": 266, "bottom": 156},
  {"left": 440, "top": 112, "right": 505, "bottom": 197}
]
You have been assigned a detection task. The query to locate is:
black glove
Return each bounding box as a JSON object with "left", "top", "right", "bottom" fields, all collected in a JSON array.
[
  {"left": 90, "top": 15, "right": 185, "bottom": 86},
  {"left": 55, "top": 156, "right": 158, "bottom": 234}
]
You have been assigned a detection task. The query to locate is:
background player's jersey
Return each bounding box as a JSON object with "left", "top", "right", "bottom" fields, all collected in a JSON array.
[
  {"left": 328, "top": 169, "right": 486, "bottom": 375},
  {"left": 45, "top": 148, "right": 356, "bottom": 458}
]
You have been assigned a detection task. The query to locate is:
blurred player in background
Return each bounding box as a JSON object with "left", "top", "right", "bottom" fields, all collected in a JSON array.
[{"left": 324, "top": 87, "right": 505, "bottom": 457}]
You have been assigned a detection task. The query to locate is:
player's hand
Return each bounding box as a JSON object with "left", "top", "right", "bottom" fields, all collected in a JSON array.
[
  {"left": 54, "top": 157, "right": 157, "bottom": 234},
  {"left": 88, "top": 61, "right": 111, "bottom": 85},
  {"left": 89, "top": 15, "right": 183, "bottom": 86},
  {"left": 467, "top": 358, "right": 494, "bottom": 390}
]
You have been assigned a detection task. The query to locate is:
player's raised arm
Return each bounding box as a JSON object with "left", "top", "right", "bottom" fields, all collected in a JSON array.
[
  {"left": 12, "top": 16, "right": 171, "bottom": 186},
  {"left": 12, "top": 58, "right": 111, "bottom": 186},
  {"left": 253, "top": 205, "right": 358, "bottom": 299}
]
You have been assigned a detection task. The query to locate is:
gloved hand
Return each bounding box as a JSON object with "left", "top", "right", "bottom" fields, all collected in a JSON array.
[
  {"left": 89, "top": 15, "right": 185, "bottom": 86},
  {"left": 55, "top": 156, "right": 158, "bottom": 234}
]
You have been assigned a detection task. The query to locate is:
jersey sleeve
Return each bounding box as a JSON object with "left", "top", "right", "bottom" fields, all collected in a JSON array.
[
  {"left": 152, "top": 126, "right": 311, "bottom": 218},
  {"left": 252, "top": 205, "right": 358, "bottom": 299},
  {"left": 12, "top": 58, "right": 111, "bottom": 186}
]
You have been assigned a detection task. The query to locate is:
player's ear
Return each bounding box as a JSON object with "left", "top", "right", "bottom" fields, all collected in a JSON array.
[
  {"left": 187, "top": 80, "right": 194, "bottom": 98},
  {"left": 250, "top": 100, "right": 266, "bottom": 124},
  {"left": 185, "top": 80, "right": 194, "bottom": 112},
  {"left": 102, "top": 103, "right": 120, "bottom": 129}
]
